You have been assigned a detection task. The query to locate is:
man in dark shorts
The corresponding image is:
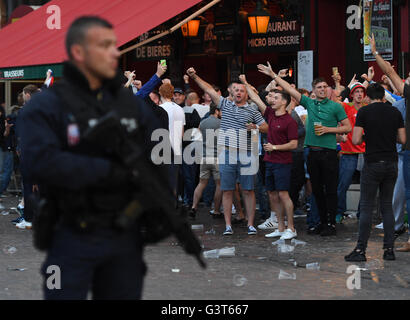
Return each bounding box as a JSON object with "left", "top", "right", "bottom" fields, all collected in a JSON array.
[{"left": 239, "top": 75, "right": 298, "bottom": 240}]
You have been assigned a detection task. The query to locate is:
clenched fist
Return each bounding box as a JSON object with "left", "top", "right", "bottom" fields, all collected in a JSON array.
[{"left": 187, "top": 67, "right": 197, "bottom": 78}]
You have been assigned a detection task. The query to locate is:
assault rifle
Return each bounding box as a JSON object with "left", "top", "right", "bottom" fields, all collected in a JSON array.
[{"left": 82, "top": 111, "right": 206, "bottom": 269}]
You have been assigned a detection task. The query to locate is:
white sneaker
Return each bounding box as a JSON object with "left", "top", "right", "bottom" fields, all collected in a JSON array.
[
  {"left": 280, "top": 228, "right": 297, "bottom": 240},
  {"left": 375, "top": 223, "right": 384, "bottom": 230},
  {"left": 265, "top": 229, "right": 284, "bottom": 238},
  {"left": 258, "top": 218, "right": 287, "bottom": 230},
  {"left": 16, "top": 219, "right": 32, "bottom": 230},
  {"left": 258, "top": 218, "right": 278, "bottom": 230},
  {"left": 232, "top": 205, "right": 236, "bottom": 214}
]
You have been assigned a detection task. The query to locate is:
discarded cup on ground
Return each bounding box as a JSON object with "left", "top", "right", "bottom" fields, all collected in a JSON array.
[
  {"left": 306, "top": 262, "right": 320, "bottom": 270},
  {"left": 272, "top": 239, "right": 285, "bottom": 246},
  {"left": 218, "top": 247, "right": 235, "bottom": 257},
  {"left": 191, "top": 224, "right": 204, "bottom": 230},
  {"left": 278, "top": 269, "right": 296, "bottom": 280},
  {"left": 277, "top": 244, "right": 295, "bottom": 253},
  {"left": 1, "top": 211, "right": 9, "bottom": 216},
  {"left": 7, "top": 268, "right": 27, "bottom": 271},
  {"left": 233, "top": 274, "right": 247, "bottom": 287},
  {"left": 203, "top": 249, "right": 220, "bottom": 259},
  {"left": 291, "top": 239, "right": 307, "bottom": 247},
  {"left": 365, "top": 259, "right": 382, "bottom": 271},
  {"left": 3, "top": 246, "right": 17, "bottom": 255},
  {"left": 171, "top": 268, "right": 180, "bottom": 273}
]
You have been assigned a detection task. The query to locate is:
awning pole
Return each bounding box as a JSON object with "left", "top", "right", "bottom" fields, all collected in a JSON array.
[
  {"left": 5, "top": 81, "right": 11, "bottom": 113},
  {"left": 120, "top": 0, "right": 221, "bottom": 56}
]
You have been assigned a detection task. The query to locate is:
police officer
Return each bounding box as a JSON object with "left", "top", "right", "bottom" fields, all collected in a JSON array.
[{"left": 17, "top": 16, "right": 162, "bottom": 299}]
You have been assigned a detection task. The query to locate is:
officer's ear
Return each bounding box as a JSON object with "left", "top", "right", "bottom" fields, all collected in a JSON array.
[{"left": 70, "top": 44, "right": 86, "bottom": 63}]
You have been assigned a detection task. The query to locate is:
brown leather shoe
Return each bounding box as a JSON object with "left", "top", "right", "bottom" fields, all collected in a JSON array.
[{"left": 396, "top": 242, "right": 410, "bottom": 252}]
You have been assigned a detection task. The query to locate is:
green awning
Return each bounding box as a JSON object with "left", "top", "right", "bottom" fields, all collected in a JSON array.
[{"left": 0, "top": 64, "right": 62, "bottom": 81}]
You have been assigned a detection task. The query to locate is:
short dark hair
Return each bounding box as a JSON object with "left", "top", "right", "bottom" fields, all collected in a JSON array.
[
  {"left": 212, "top": 84, "right": 221, "bottom": 92},
  {"left": 274, "top": 89, "right": 291, "bottom": 106},
  {"left": 312, "top": 77, "right": 327, "bottom": 88},
  {"left": 298, "top": 88, "right": 309, "bottom": 96},
  {"left": 366, "top": 83, "right": 385, "bottom": 100},
  {"left": 23, "top": 84, "right": 39, "bottom": 96},
  {"left": 66, "top": 16, "right": 113, "bottom": 59},
  {"left": 227, "top": 81, "right": 238, "bottom": 89},
  {"left": 209, "top": 102, "right": 219, "bottom": 115}
]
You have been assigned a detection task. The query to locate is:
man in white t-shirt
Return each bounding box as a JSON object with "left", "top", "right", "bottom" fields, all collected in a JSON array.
[
  {"left": 188, "top": 92, "right": 209, "bottom": 119},
  {"left": 159, "top": 83, "right": 186, "bottom": 193}
]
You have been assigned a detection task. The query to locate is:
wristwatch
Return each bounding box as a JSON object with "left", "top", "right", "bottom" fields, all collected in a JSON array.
[
  {"left": 272, "top": 145, "right": 277, "bottom": 151},
  {"left": 373, "top": 51, "right": 379, "bottom": 57}
]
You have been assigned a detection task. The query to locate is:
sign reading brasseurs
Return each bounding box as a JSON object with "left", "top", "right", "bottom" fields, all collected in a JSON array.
[{"left": 247, "top": 18, "right": 301, "bottom": 53}]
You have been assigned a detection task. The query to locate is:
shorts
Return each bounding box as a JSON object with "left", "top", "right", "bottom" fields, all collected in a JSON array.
[
  {"left": 218, "top": 148, "right": 258, "bottom": 191},
  {"left": 265, "top": 162, "right": 292, "bottom": 191},
  {"left": 199, "top": 158, "right": 220, "bottom": 180}
]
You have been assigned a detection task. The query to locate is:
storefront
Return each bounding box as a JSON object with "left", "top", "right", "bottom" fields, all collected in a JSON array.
[
  {"left": 0, "top": 0, "right": 203, "bottom": 109},
  {"left": 125, "top": 0, "right": 409, "bottom": 94}
]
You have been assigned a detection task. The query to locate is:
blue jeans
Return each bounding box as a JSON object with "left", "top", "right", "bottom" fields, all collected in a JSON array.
[
  {"left": 218, "top": 149, "right": 257, "bottom": 191},
  {"left": 392, "top": 154, "right": 406, "bottom": 231},
  {"left": 0, "top": 151, "right": 14, "bottom": 194},
  {"left": 337, "top": 154, "right": 359, "bottom": 215},
  {"left": 402, "top": 151, "right": 410, "bottom": 235},
  {"left": 182, "top": 160, "right": 197, "bottom": 206}
]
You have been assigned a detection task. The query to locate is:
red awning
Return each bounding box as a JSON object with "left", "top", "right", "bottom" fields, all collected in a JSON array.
[{"left": 0, "top": 0, "right": 202, "bottom": 69}]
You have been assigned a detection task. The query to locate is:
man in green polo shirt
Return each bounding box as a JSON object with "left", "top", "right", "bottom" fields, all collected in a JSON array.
[{"left": 258, "top": 62, "right": 351, "bottom": 236}]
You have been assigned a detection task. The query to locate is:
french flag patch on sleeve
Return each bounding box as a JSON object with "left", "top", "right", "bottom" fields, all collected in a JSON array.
[{"left": 67, "top": 123, "right": 80, "bottom": 146}]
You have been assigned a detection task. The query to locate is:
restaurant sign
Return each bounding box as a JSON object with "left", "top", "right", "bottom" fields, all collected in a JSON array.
[
  {"left": 247, "top": 18, "right": 301, "bottom": 53},
  {"left": 0, "top": 64, "right": 62, "bottom": 80}
]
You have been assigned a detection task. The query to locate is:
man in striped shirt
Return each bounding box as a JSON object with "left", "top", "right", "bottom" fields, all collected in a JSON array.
[{"left": 187, "top": 67, "right": 268, "bottom": 236}]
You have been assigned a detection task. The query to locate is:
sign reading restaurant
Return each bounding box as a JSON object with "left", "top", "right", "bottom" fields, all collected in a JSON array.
[{"left": 247, "top": 18, "right": 301, "bottom": 53}]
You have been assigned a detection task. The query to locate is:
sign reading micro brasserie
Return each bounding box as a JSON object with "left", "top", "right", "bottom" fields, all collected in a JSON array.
[{"left": 247, "top": 18, "right": 301, "bottom": 53}]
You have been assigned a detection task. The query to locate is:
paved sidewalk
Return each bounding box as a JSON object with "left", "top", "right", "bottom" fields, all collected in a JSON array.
[{"left": 1, "top": 196, "right": 410, "bottom": 300}]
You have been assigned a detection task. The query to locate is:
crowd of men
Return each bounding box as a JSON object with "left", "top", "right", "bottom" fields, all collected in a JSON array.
[
  {"left": 115, "top": 33, "right": 410, "bottom": 262},
  {"left": 11, "top": 40, "right": 410, "bottom": 263}
]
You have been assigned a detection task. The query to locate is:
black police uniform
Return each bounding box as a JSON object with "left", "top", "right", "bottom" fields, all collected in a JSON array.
[{"left": 17, "top": 62, "right": 162, "bottom": 300}]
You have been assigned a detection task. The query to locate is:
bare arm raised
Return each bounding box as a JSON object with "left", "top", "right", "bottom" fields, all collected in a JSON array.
[
  {"left": 239, "top": 74, "right": 267, "bottom": 115},
  {"left": 186, "top": 67, "right": 222, "bottom": 106},
  {"left": 370, "top": 33, "right": 404, "bottom": 94},
  {"left": 257, "top": 62, "right": 302, "bottom": 104}
]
